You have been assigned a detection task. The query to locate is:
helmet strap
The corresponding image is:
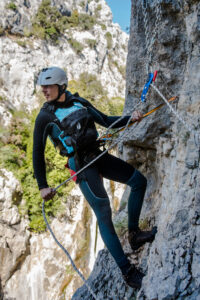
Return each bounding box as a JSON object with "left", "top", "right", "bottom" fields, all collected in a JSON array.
[{"left": 54, "top": 84, "right": 66, "bottom": 101}]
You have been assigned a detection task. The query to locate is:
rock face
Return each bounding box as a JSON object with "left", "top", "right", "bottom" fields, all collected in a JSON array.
[
  {"left": 125, "top": 2, "right": 200, "bottom": 299},
  {"left": 72, "top": 1, "right": 200, "bottom": 299},
  {"left": 2, "top": 186, "right": 92, "bottom": 300},
  {"left": 0, "top": 169, "right": 30, "bottom": 296}
]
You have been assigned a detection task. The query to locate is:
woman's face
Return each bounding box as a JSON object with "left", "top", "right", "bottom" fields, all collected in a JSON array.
[{"left": 41, "top": 84, "right": 58, "bottom": 102}]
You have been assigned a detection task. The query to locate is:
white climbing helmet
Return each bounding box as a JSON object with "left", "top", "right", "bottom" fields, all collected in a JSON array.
[{"left": 37, "top": 66, "right": 68, "bottom": 86}]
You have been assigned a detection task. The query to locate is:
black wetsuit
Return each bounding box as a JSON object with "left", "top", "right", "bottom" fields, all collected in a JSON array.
[{"left": 33, "top": 91, "right": 147, "bottom": 274}]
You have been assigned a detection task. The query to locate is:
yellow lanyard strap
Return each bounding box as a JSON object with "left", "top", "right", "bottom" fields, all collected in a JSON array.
[{"left": 100, "top": 96, "right": 177, "bottom": 140}]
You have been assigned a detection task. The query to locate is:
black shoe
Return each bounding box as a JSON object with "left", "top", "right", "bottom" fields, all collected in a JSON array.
[
  {"left": 123, "top": 265, "right": 144, "bottom": 289},
  {"left": 128, "top": 226, "right": 157, "bottom": 251}
]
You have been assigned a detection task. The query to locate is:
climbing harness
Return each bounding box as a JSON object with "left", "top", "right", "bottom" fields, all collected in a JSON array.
[{"left": 42, "top": 94, "right": 98, "bottom": 158}]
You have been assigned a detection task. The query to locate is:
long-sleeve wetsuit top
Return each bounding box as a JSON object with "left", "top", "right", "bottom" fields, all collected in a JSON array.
[{"left": 33, "top": 91, "right": 131, "bottom": 190}]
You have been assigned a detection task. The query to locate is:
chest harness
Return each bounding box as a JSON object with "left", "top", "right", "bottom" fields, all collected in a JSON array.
[{"left": 42, "top": 94, "right": 98, "bottom": 158}]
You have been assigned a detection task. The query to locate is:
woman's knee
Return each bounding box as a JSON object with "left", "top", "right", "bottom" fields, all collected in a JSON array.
[{"left": 126, "top": 169, "right": 147, "bottom": 189}]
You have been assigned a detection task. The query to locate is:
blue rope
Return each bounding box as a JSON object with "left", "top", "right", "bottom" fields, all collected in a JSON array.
[{"left": 42, "top": 200, "right": 98, "bottom": 300}]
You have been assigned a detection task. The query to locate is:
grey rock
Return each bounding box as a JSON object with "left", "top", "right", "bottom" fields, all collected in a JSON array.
[{"left": 72, "top": 249, "right": 136, "bottom": 300}]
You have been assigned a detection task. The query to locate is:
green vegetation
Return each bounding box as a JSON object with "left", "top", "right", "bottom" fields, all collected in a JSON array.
[
  {"left": 0, "top": 108, "right": 74, "bottom": 232},
  {"left": 97, "top": 4, "right": 102, "bottom": 10},
  {"left": 108, "top": 53, "right": 126, "bottom": 79},
  {"left": 105, "top": 32, "right": 112, "bottom": 49},
  {"left": 94, "top": 4, "right": 102, "bottom": 18},
  {"left": 0, "top": 26, "right": 5, "bottom": 36},
  {"left": 85, "top": 38, "right": 97, "bottom": 49},
  {"left": 100, "top": 23, "right": 106, "bottom": 31},
  {"left": 77, "top": 12, "right": 96, "bottom": 31},
  {"left": 68, "top": 72, "right": 124, "bottom": 115},
  {"left": 16, "top": 40, "right": 27, "bottom": 48},
  {"left": 80, "top": 1, "right": 85, "bottom": 9},
  {"left": 29, "top": 0, "right": 97, "bottom": 43},
  {"left": 68, "top": 38, "right": 84, "bottom": 54},
  {"left": 6, "top": 1, "right": 17, "bottom": 11},
  {"left": 30, "top": 0, "right": 67, "bottom": 43}
]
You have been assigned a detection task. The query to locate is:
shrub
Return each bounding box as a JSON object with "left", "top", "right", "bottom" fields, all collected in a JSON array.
[
  {"left": 105, "top": 32, "right": 112, "bottom": 49},
  {"left": 96, "top": 4, "right": 102, "bottom": 10},
  {"left": 100, "top": 23, "right": 106, "bottom": 31},
  {"left": 65, "top": 10, "right": 96, "bottom": 31},
  {"left": 86, "top": 38, "right": 96, "bottom": 49},
  {"left": 0, "top": 109, "right": 74, "bottom": 232},
  {"left": 68, "top": 38, "right": 84, "bottom": 54},
  {"left": 0, "top": 26, "right": 5, "bottom": 36},
  {"left": 31, "top": 0, "right": 68, "bottom": 43},
  {"left": 78, "top": 13, "right": 96, "bottom": 30},
  {"left": 94, "top": 4, "right": 102, "bottom": 18},
  {"left": 6, "top": 2, "right": 17, "bottom": 11},
  {"left": 31, "top": 2, "right": 97, "bottom": 43},
  {"left": 68, "top": 72, "right": 124, "bottom": 116},
  {"left": 108, "top": 54, "right": 126, "bottom": 79},
  {"left": 16, "top": 40, "right": 27, "bottom": 48},
  {"left": 65, "top": 9, "right": 79, "bottom": 28},
  {"left": 68, "top": 72, "right": 106, "bottom": 103}
]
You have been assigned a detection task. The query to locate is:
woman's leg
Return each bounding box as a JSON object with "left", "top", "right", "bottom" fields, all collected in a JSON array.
[
  {"left": 96, "top": 152, "right": 147, "bottom": 232},
  {"left": 79, "top": 165, "right": 130, "bottom": 272},
  {"left": 96, "top": 152, "right": 157, "bottom": 250},
  {"left": 76, "top": 154, "right": 145, "bottom": 288}
]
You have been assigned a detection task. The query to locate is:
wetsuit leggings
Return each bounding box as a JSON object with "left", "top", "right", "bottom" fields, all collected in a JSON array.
[{"left": 77, "top": 152, "right": 147, "bottom": 273}]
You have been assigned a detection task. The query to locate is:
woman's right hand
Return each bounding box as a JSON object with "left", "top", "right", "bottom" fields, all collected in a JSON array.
[{"left": 40, "top": 187, "right": 56, "bottom": 200}]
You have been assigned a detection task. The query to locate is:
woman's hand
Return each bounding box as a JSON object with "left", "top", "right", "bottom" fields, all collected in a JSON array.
[
  {"left": 40, "top": 187, "right": 56, "bottom": 200},
  {"left": 131, "top": 110, "right": 143, "bottom": 122}
]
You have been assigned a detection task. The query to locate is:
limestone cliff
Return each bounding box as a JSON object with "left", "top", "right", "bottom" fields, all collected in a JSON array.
[{"left": 72, "top": 1, "right": 200, "bottom": 299}]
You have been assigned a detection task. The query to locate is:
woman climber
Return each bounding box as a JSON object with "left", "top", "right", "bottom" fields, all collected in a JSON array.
[{"left": 33, "top": 66, "right": 157, "bottom": 289}]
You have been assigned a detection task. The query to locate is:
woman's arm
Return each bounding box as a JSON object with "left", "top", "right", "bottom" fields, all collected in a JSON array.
[
  {"left": 87, "top": 104, "right": 142, "bottom": 128},
  {"left": 32, "top": 111, "right": 51, "bottom": 190}
]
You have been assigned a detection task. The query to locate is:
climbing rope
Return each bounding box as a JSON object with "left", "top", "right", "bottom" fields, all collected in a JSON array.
[
  {"left": 42, "top": 201, "right": 98, "bottom": 300},
  {"left": 151, "top": 84, "right": 200, "bottom": 149},
  {"left": 151, "top": 84, "right": 196, "bottom": 135}
]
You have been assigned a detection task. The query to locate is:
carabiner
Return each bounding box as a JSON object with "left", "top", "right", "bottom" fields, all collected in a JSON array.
[{"left": 141, "top": 70, "right": 157, "bottom": 102}]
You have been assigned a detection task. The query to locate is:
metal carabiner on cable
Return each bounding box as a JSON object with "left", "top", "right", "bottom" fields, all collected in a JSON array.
[{"left": 141, "top": 70, "right": 157, "bottom": 102}]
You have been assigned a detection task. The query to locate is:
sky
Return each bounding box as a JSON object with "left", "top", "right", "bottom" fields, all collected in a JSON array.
[{"left": 105, "top": 0, "right": 131, "bottom": 33}]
